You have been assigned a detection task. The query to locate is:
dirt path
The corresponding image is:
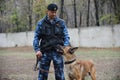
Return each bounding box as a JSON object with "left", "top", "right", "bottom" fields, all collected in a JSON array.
[{"left": 0, "top": 47, "right": 120, "bottom": 80}]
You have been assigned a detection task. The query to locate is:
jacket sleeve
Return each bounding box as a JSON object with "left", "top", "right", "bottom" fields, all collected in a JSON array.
[
  {"left": 62, "top": 21, "right": 70, "bottom": 46},
  {"left": 33, "top": 21, "right": 42, "bottom": 52}
]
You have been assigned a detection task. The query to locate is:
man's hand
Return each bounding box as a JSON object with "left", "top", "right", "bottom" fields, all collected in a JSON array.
[
  {"left": 36, "top": 51, "right": 42, "bottom": 58},
  {"left": 34, "top": 51, "right": 42, "bottom": 71}
]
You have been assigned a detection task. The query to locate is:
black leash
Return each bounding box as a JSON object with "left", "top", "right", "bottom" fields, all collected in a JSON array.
[{"left": 33, "top": 56, "right": 40, "bottom": 71}]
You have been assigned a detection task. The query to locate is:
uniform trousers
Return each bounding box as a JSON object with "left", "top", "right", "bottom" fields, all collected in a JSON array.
[{"left": 38, "top": 50, "right": 65, "bottom": 80}]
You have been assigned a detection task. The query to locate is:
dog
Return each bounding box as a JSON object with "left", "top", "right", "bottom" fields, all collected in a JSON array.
[{"left": 57, "top": 46, "right": 96, "bottom": 80}]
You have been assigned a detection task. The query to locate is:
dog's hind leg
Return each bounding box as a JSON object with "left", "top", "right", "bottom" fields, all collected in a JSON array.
[
  {"left": 81, "top": 71, "right": 87, "bottom": 80},
  {"left": 90, "top": 66, "right": 96, "bottom": 80}
]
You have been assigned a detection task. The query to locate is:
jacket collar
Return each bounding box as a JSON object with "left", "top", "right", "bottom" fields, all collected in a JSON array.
[{"left": 44, "top": 15, "right": 60, "bottom": 23}]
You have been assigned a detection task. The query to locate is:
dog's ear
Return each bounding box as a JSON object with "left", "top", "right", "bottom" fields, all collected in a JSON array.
[{"left": 68, "top": 47, "right": 78, "bottom": 54}]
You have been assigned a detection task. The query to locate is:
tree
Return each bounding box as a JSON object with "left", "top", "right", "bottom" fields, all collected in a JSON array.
[
  {"left": 27, "top": 0, "right": 33, "bottom": 31},
  {"left": 0, "top": 0, "right": 6, "bottom": 32},
  {"left": 33, "top": 0, "right": 46, "bottom": 22},
  {"left": 111, "top": 0, "right": 120, "bottom": 24},
  {"left": 94, "top": 0, "right": 100, "bottom": 26},
  {"left": 86, "top": 0, "right": 90, "bottom": 27}
]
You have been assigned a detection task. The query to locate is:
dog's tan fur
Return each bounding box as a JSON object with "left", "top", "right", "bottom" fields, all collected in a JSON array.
[{"left": 61, "top": 46, "right": 96, "bottom": 80}]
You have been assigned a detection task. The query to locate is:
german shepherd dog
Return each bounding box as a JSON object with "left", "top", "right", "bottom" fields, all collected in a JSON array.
[{"left": 57, "top": 46, "right": 96, "bottom": 80}]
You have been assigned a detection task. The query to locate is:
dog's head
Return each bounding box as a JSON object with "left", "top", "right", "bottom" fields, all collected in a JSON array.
[{"left": 56, "top": 45, "right": 78, "bottom": 61}]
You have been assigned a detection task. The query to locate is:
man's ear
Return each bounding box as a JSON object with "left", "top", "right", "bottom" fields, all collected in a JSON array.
[{"left": 68, "top": 47, "right": 78, "bottom": 54}]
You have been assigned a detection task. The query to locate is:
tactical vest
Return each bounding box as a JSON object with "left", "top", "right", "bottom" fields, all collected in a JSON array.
[{"left": 40, "top": 19, "right": 64, "bottom": 51}]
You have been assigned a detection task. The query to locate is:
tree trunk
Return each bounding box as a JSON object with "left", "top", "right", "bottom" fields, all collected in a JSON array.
[
  {"left": 73, "top": 0, "right": 77, "bottom": 28},
  {"left": 86, "top": 0, "right": 90, "bottom": 27},
  {"left": 60, "top": 0, "right": 64, "bottom": 19},
  {"left": 14, "top": 0, "right": 19, "bottom": 31},
  {"left": 94, "top": 0, "right": 100, "bottom": 26},
  {"left": 28, "top": 0, "right": 33, "bottom": 31},
  {"left": 79, "top": 11, "right": 82, "bottom": 27}
]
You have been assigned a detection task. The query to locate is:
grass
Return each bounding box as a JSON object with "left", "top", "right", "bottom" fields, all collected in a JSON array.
[
  {"left": 75, "top": 48, "right": 120, "bottom": 57},
  {"left": 0, "top": 47, "right": 120, "bottom": 80},
  {"left": 0, "top": 47, "right": 35, "bottom": 59}
]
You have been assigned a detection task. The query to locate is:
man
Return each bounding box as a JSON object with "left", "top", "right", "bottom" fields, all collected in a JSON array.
[{"left": 33, "top": 3, "right": 70, "bottom": 80}]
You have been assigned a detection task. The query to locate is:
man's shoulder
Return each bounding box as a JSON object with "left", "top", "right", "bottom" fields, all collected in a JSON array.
[
  {"left": 56, "top": 17, "right": 65, "bottom": 25},
  {"left": 57, "top": 17, "right": 65, "bottom": 22},
  {"left": 37, "top": 18, "right": 45, "bottom": 25}
]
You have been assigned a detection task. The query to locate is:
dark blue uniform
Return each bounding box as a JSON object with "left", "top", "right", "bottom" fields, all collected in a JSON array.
[{"left": 33, "top": 15, "right": 70, "bottom": 80}]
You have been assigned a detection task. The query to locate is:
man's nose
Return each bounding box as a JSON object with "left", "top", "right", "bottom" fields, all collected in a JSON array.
[{"left": 52, "top": 12, "right": 56, "bottom": 15}]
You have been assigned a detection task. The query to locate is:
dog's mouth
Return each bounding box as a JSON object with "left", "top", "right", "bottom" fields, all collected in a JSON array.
[{"left": 64, "top": 58, "right": 76, "bottom": 64}]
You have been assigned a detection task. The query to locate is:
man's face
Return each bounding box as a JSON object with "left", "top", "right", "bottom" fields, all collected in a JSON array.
[{"left": 47, "top": 10, "right": 57, "bottom": 19}]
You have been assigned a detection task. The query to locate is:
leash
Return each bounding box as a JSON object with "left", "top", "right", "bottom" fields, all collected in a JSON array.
[
  {"left": 34, "top": 66, "right": 54, "bottom": 73},
  {"left": 33, "top": 56, "right": 54, "bottom": 73},
  {"left": 33, "top": 61, "right": 54, "bottom": 73},
  {"left": 33, "top": 55, "right": 55, "bottom": 73},
  {"left": 33, "top": 45, "right": 63, "bottom": 73},
  {"left": 33, "top": 59, "right": 77, "bottom": 73}
]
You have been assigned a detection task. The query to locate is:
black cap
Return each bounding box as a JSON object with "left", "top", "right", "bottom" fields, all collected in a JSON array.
[{"left": 47, "top": 3, "right": 58, "bottom": 11}]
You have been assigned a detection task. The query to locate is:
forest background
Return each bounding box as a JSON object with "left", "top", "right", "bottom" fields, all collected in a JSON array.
[{"left": 0, "top": 0, "right": 120, "bottom": 33}]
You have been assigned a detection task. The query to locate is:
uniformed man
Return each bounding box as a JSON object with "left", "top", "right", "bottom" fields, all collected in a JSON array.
[{"left": 33, "top": 3, "right": 70, "bottom": 80}]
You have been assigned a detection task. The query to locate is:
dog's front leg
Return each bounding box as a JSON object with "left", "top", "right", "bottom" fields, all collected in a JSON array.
[
  {"left": 68, "top": 77, "right": 73, "bottom": 80},
  {"left": 68, "top": 74, "right": 74, "bottom": 80}
]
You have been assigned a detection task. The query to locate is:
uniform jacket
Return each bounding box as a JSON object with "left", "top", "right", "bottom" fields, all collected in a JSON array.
[{"left": 33, "top": 16, "right": 70, "bottom": 52}]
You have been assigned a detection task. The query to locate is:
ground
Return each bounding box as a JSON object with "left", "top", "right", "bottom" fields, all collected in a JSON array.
[{"left": 0, "top": 46, "right": 120, "bottom": 80}]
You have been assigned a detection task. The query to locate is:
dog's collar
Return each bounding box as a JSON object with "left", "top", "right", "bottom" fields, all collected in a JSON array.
[{"left": 64, "top": 59, "right": 76, "bottom": 64}]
